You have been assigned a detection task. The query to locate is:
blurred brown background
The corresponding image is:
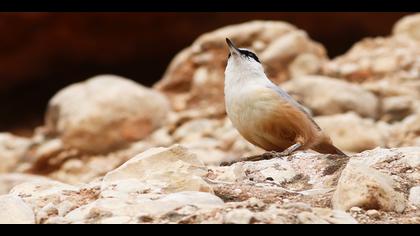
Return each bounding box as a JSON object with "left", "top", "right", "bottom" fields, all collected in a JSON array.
[{"left": 0, "top": 12, "right": 411, "bottom": 135}]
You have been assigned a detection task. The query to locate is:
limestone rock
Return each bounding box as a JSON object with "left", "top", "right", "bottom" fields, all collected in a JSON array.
[
  {"left": 315, "top": 113, "right": 389, "bottom": 152},
  {"left": 154, "top": 20, "right": 326, "bottom": 113},
  {"left": 45, "top": 74, "right": 170, "bottom": 153},
  {"left": 102, "top": 145, "right": 212, "bottom": 193},
  {"left": 388, "top": 113, "right": 420, "bottom": 147},
  {"left": 297, "top": 208, "right": 357, "bottom": 224},
  {"left": 323, "top": 34, "right": 420, "bottom": 83},
  {"left": 0, "top": 195, "right": 35, "bottom": 224},
  {"left": 0, "top": 173, "right": 51, "bottom": 195},
  {"left": 333, "top": 162, "right": 406, "bottom": 213},
  {"left": 381, "top": 96, "right": 415, "bottom": 123},
  {"left": 64, "top": 191, "right": 224, "bottom": 224},
  {"left": 0, "top": 133, "right": 31, "bottom": 173},
  {"left": 408, "top": 186, "right": 420, "bottom": 208},
  {"left": 393, "top": 13, "right": 420, "bottom": 41},
  {"left": 283, "top": 76, "right": 379, "bottom": 118},
  {"left": 224, "top": 208, "right": 254, "bottom": 224}
]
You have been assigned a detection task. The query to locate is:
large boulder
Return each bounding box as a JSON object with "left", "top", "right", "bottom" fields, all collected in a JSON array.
[
  {"left": 332, "top": 148, "right": 415, "bottom": 213},
  {"left": 45, "top": 75, "right": 170, "bottom": 153},
  {"left": 154, "top": 21, "right": 327, "bottom": 113}
]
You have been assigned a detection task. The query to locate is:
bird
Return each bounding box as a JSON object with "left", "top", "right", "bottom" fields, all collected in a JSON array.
[{"left": 224, "top": 38, "right": 347, "bottom": 162}]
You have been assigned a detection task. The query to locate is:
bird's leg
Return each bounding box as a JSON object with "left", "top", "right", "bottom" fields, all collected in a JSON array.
[
  {"left": 279, "top": 143, "right": 302, "bottom": 161},
  {"left": 221, "top": 143, "right": 303, "bottom": 166},
  {"left": 280, "top": 143, "right": 302, "bottom": 155}
]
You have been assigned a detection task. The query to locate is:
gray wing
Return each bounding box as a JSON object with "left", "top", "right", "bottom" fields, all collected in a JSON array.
[{"left": 266, "top": 83, "right": 321, "bottom": 131}]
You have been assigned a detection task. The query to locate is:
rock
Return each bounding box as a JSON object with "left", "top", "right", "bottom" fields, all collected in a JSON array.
[
  {"left": 315, "top": 112, "right": 389, "bottom": 152},
  {"left": 45, "top": 74, "right": 170, "bottom": 153},
  {"left": 213, "top": 156, "right": 300, "bottom": 185},
  {"left": 388, "top": 113, "right": 420, "bottom": 147},
  {"left": 298, "top": 208, "right": 357, "bottom": 224},
  {"left": 408, "top": 186, "right": 420, "bottom": 207},
  {"left": 224, "top": 208, "right": 254, "bottom": 224},
  {"left": 9, "top": 179, "right": 79, "bottom": 216},
  {"left": 9, "top": 179, "right": 100, "bottom": 224},
  {"left": 102, "top": 145, "right": 212, "bottom": 193},
  {"left": 154, "top": 20, "right": 326, "bottom": 113},
  {"left": 283, "top": 76, "right": 379, "bottom": 118},
  {"left": 170, "top": 117, "right": 261, "bottom": 165},
  {"left": 393, "top": 13, "right": 420, "bottom": 41},
  {"left": 0, "top": 133, "right": 31, "bottom": 173},
  {"left": 381, "top": 96, "right": 414, "bottom": 123},
  {"left": 259, "top": 31, "right": 326, "bottom": 80},
  {"left": 323, "top": 34, "right": 420, "bottom": 82},
  {"left": 366, "top": 209, "right": 380, "bottom": 219},
  {"left": 64, "top": 191, "right": 224, "bottom": 224},
  {"left": 289, "top": 53, "right": 324, "bottom": 78},
  {"left": 333, "top": 162, "right": 406, "bottom": 213},
  {"left": 0, "top": 195, "right": 35, "bottom": 224},
  {"left": 0, "top": 173, "right": 51, "bottom": 195}
]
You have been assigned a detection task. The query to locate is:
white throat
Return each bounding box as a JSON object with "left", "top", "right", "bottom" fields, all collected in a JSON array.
[{"left": 224, "top": 57, "right": 272, "bottom": 94}]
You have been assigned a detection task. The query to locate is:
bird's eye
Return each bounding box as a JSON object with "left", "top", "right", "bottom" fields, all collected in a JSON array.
[{"left": 228, "top": 53, "right": 231, "bottom": 59}]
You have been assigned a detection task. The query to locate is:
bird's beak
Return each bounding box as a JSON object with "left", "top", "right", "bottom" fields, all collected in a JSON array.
[{"left": 226, "top": 38, "right": 240, "bottom": 55}]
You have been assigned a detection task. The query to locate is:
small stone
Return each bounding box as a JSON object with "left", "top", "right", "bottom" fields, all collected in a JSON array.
[
  {"left": 366, "top": 210, "right": 380, "bottom": 219},
  {"left": 224, "top": 208, "right": 254, "bottom": 224},
  {"left": 350, "top": 207, "right": 363, "bottom": 213},
  {"left": 408, "top": 186, "right": 420, "bottom": 207}
]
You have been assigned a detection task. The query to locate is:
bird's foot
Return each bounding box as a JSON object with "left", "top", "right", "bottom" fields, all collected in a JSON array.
[{"left": 220, "top": 151, "right": 297, "bottom": 166}]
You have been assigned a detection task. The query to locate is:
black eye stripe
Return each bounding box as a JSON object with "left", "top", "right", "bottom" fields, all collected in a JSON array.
[{"left": 238, "top": 49, "right": 260, "bottom": 63}]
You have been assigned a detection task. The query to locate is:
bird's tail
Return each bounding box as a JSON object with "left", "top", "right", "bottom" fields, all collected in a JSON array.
[{"left": 313, "top": 141, "right": 348, "bottom": 157}]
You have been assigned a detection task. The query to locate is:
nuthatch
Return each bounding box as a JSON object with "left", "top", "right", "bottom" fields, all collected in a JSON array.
[{"left": 224, "top": 38, "right": 346, "bottom": 161}]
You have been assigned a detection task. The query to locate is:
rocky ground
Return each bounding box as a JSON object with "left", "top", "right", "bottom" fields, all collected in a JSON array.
[{"left": 1, "top": 14, "right": 420, "bottom": 224}]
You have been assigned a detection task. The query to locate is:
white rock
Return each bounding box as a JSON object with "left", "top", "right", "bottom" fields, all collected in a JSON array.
[
  {"left": 0, "top": 133, "right": 31, "bottom": 173},
  {"left": 289, "top": 53, "right": 323, "bottom": 78},
  {"left": 297, "top": 211, "right": 328, "bottom": 224},
  {"left": 0, "top": 195, "right": 35, "bottom": 224},
  {"left": 0, "top": 173, "right": 51, "bottom": 195},
  {"left": 315, "top": 112, "right": 389, "bottom": 152},
  {"left": 312, "top": 208, "right": 358, "bottom": 224},
  {"left": 408, "top": 186, "right": 420, "bottom": 207},
  {"left": 283, "top": 75, "right": 379, "bottom": 118},
  {"left": 45, "top": 75, "right": 170, "bottom": 153},
  {"left": 9, "top": 179, "right": 79, "bottom": 217},
  {"left": 159, "top": 191, "right": 224, "bottom": 207},
  {"left": 298, "top": 208, "right": 357, "bottom": 224},
  {"left": 366, "top": 209, "right": 380, "bottom": 219},
  {"left": 102, "top": 145, "right": 212, "bottom": 193},
  {"left": 259, "top": 166, "right": 297, "bottom": 183},
  {"left": 333, "top": 162, "right": 406, "bottom": 213},
  {"left": 224, "top": 208, "right": 254, "bottom": 224},
  {"left": 393, "top": 13, "right": 420, "bottom": 41},
  {"left": 65, "top": 191, "right": 223, "bottom": 223}
]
